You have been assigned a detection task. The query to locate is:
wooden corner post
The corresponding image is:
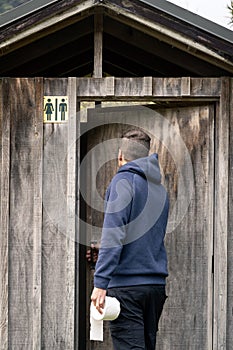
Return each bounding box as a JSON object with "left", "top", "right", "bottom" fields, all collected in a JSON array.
[{"left": 213, "top": 77, "right": 230, "bottom": 350}]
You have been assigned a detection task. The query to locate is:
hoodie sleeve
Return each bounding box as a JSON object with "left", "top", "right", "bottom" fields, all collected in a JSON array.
[{"left": 94, "top": 173, "right": 133, "bottom": 289}]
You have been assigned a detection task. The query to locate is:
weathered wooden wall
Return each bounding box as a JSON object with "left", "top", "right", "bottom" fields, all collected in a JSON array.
[
  {"left": 0, "top": 78, "right": 77, "bottom": 350},
  {"left": 0, "top": 77, "right": 232, "bottom": 350}
]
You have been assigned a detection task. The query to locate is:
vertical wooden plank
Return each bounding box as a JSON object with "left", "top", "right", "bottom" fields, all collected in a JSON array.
[
  {"left": 8, "top": 78, "right": 37, "bottom": 349},
  {"left": 66, "top": 77, "right": 77, "bottom": 348},
  {"left": 93, "top": 9, "right": 103, "bottom": 78},
  {"left": 42, "top": 78, "right": 68, "bottom": 349},
  {"left": 33, "top": 78, "right": 43, "bottom": 350},
  {"left": 207, "top": 104, "right": 215, "bottom": 350},
  {"left": 213, "top": 78, "right": 229, "bottom": 350},
  {"left": 42, "top": 78, "right": 76, "bottom": 349},
  {"left": 226, "top": 78, "right": 233, "bottom": 350},
  {"left": 143, "top": 77, "right": 153, "bottom": 96},
  {"left": 79, "top": 103, "right": 88, "bottom": 350},
  {"left": 0, "top": 78, "right": 9, "bottom": 350},
  {"left": 181, "top": 77, "right": 191, "bottom": 96}
]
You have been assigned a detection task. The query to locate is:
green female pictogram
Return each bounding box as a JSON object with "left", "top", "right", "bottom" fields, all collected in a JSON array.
[{"left": 44, "top": 99, "right": 54, "bottom": 121}]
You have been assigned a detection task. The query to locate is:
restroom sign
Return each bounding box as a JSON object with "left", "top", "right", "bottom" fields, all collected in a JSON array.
[{"left": 44, "top": 96, "right": 68, "bottom": 123}]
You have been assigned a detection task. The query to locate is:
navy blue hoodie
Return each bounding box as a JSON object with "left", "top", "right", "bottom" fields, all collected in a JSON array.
[{"left": 94, "top": 154, "right": 169, "bottom": 289}]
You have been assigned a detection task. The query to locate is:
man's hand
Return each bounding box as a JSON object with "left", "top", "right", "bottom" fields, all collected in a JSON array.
[
  {"left": 86, "top": 243, "right": 99, "bottom": 270},
  {"left": 91, "top": 287, "right": 106, "bottom": 314}
]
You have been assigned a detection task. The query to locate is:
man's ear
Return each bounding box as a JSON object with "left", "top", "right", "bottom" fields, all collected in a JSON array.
[
  {"left": 118, "top": 148, "right": 123, "bottom": 161},
  {"left": 118, "top": 149, "right": 125, "bottom": 167}
]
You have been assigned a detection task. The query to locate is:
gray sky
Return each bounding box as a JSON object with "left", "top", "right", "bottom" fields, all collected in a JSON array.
[{"left": 168, "top": 0, "right": 232, "bottom": 29}]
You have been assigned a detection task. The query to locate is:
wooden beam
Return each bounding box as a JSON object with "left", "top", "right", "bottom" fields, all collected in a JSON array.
[
  {"left": 76, "top": 77, "right": 222, "bottom": 98},
  {"left": 213, "top": 77, "right": 230, "bottom": 350},
  {"left": 115, "top": 77, "right": 153, "bottom": 96},
  {"left": 93, "top": 8, "right": 103, "bottom": 78},
  {"left": 77, "top": 77, "right": 114, "bottom": 97}
]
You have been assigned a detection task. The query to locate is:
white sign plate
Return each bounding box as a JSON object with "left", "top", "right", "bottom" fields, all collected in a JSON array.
[{"left": 44, "top": 96, "right": 68, "bottom": 123}]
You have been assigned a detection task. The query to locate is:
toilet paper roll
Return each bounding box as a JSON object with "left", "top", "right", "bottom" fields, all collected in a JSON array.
[{"left": 90, "top": 296, "right": 121, "bottom": 341}]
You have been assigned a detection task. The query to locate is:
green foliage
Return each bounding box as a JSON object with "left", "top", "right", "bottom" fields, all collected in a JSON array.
[
  {"left": 0, "top": 0, "right": 29, "bottom": 14},
  {"left": 227, "top": 1, "right": 233, "bottom": 24}
]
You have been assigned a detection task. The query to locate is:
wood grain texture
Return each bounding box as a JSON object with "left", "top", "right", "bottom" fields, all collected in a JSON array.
[
  {"left": 75, "top": 102, "right": 82, "bottom": 350},
  {"left": 181, "top": 77, "right": 191, "bottom": 96},
  {"left": 115, "top": 77, "right": 153, "bottom": 96},
  {"left": 77, "top": 78, "right": 115, "bottom": 98},
  {"left": 93, "top": 9, "right": 103, "bottom": 78},
  {"left": 156, "top": 105, "right": 213, "bottom": 350},
  {"left": 8, "top": 78, "right": 38, "bottom": 349},
  {"left": 207, "top": 105, "right": 215, "bottom": 350},
  {"left": 213, "top": 78, "right": 230, "bottom": 350},
  {"left": 190, "top": 77, "right": 221, "bottom": 97},
  {"left": 0, "top": 76, "right": 230, "bottom": 349},
  {"left": 227, "top": 78, "right": 233, "bottom": 350},
  {"left": 66, "top": 77, "right": 77, "bottom": 348},
  {"left": 42, "top": 78, "right": 76, "bottom": 349},
  {"left": 83, "top": 103, "right": 214, "bottom": 349},
  {"left": 76, "top": 77, "right": 222, "bottom": 98},
  {"left": 32, "top": 78, "right": 43, "bottom": 350},
  {"left": 0, "top": 78, "right": 10, "bottom": 350}
]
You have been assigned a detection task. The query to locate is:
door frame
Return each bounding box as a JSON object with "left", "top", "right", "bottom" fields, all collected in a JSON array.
[{"left": 76, "top": 77, "right": 230, "bottom": 350}]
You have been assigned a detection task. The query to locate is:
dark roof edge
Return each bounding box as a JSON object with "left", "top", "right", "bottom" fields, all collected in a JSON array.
[
  {"left": 0, "top": 0, "right": 59, "bottom": 28},
  {"left": 0, "top": 0, "right": 232, "bottom": 45},
  {"left": 140, "top": 0, "right": 233, "bottom": 44}
]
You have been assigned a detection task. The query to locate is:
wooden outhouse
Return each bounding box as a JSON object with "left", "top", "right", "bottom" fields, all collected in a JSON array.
[{"left": 0, "top": 0, "right": 233, "bottom": 349}]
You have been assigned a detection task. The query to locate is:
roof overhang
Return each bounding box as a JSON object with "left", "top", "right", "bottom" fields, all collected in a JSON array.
[{"left": 0, "top": 0, "right": 232, "bottom": 76}]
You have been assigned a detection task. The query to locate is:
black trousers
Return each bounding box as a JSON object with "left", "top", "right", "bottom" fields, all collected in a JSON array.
[{"left": 107, "top": 285, "right": 167, "bottom": 350}]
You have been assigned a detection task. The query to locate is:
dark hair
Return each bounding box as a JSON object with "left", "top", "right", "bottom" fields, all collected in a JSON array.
[{"left": 120, "top": 128, "right": 151, "bottom": 161}]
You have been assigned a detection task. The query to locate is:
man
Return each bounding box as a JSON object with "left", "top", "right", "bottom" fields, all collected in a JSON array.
[{"left": 91, "top": 128, "right": 169, "bottom": 350}]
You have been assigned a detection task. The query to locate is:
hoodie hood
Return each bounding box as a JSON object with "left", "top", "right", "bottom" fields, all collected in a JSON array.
[{"left": 118, "top": 153, "right": 161, "bottom": 184}]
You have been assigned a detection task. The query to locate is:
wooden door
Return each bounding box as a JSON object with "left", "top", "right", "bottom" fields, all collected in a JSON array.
[{"left": 80, "top": 102, "right": 214, "bottom": 350}]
